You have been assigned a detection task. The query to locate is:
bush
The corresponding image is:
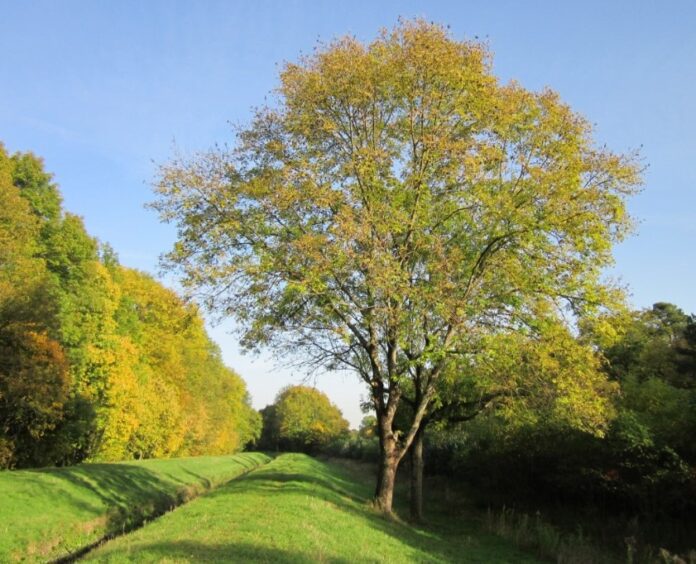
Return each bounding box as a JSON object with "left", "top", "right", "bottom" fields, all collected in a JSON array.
[{"left": 324, "top": 433, "right": 380, "bottom": 462}]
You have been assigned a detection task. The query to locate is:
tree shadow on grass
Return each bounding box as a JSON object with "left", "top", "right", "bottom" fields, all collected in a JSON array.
[
  {"left": 107, "top": 540, "right": 353, "bottom": 563},
  {"left": 4, "top": 453, "right": 269, "bottom": 561},
  {"left": 14, "top": 464, "right": 182, "bottom": 525},
  {"left": 34, "top": 453, "right": 266, "bottom": 513}
]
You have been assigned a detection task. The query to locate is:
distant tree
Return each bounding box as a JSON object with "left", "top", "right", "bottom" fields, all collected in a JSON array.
[
  {"left": 153, "top": 21, "right": 640, "bottom": 512},
  {"left": 358, "top": 415, "right": 377, "bottom": 439},
  {"left": 263, "top": 386, "right": 349, "bottom": 453}
]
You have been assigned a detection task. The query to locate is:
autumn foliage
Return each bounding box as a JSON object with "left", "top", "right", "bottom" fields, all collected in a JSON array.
[{"left": 0, "top": 144, "right": 260, "bottom": 468}]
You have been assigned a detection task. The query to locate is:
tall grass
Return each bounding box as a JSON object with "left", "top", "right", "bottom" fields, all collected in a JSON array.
[
  {"left": 484, "top": 506, "right": 612, "bottom": 563},
  {"left": 484, "top": 507, "right": 696, "bottom": 564}
]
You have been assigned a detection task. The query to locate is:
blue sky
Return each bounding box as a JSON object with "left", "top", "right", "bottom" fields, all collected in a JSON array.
[{"left": 2, "top": 1, "right": 694, "bottom": 427}]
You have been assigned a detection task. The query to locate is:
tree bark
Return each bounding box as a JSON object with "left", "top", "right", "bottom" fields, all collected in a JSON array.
[
  {"left": 374, "top": 405, "right": 401, "bottom": 513},
  {"left": 371, "top": 362, "right": 439, "bottom": 514},
  {"left": 409, "top": 425, "right": 424, "bottom": 522},
  {"left": 374, "top": 419, "right": 385, "bottom": 498},
  {"left": 375, "top": 437, "right": 399, "bottom": 513}
]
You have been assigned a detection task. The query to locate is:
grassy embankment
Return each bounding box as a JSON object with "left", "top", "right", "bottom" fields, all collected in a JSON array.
[
  {"left": 0, "top": 452, "right": 270, "bottom": 562},
  {"left": 86, "top": 453, "right": 542, "bottom": 563}
]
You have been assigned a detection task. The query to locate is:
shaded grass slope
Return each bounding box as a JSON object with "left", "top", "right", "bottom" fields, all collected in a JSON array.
[
  {"left": 87, "top": 453, "right": 541, "bottom": 563},
  {"left": 0, "top": 452, "right": 269, "bottom": 562}
]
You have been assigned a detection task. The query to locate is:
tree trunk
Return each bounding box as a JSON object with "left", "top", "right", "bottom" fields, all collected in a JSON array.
[
  {"left": 409, "top": 426, "right": 424, "bottom": 522},
  {"left": 374, "top": 414, "right": 400, "bottom": 513},
  {"left": 374, "top": 423, "right": 385, "bottom": 498},
  {"left": 375, "top": 439, "right": 399, "bottom": 513}
]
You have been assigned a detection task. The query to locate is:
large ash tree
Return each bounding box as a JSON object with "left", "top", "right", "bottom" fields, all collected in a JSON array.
[{"left": 153, "top": 21, "right": 640, "bottom": 513}]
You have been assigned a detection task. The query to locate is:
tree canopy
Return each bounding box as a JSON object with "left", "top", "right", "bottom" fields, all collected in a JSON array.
[{"left": 153, "top": 20, "right": 640, "bottom": 512}]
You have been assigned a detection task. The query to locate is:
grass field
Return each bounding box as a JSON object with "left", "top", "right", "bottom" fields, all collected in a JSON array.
[
  {"left": 85, "top": 453, "right": 542, "bottom": 563},
  {"left": 0, "top": 452, "right": 270, "bottom": 562}
]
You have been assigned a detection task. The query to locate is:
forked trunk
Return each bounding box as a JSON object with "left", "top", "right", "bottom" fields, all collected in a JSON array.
[{"left": 409, "top": 426, "right": 424, "bottom": 522}]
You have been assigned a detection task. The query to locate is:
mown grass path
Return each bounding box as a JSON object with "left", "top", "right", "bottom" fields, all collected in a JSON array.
[
  {"left": 0, "top": 452, "right": 270, "bottom": 562},
  {"left": 86, "top": 453, "right": 542, "bottom": 563}
]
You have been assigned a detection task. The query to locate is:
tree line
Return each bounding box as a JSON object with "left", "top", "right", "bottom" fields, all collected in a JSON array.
[{"left": 0, "top": 144, "right": 260, "bottom": 469}]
